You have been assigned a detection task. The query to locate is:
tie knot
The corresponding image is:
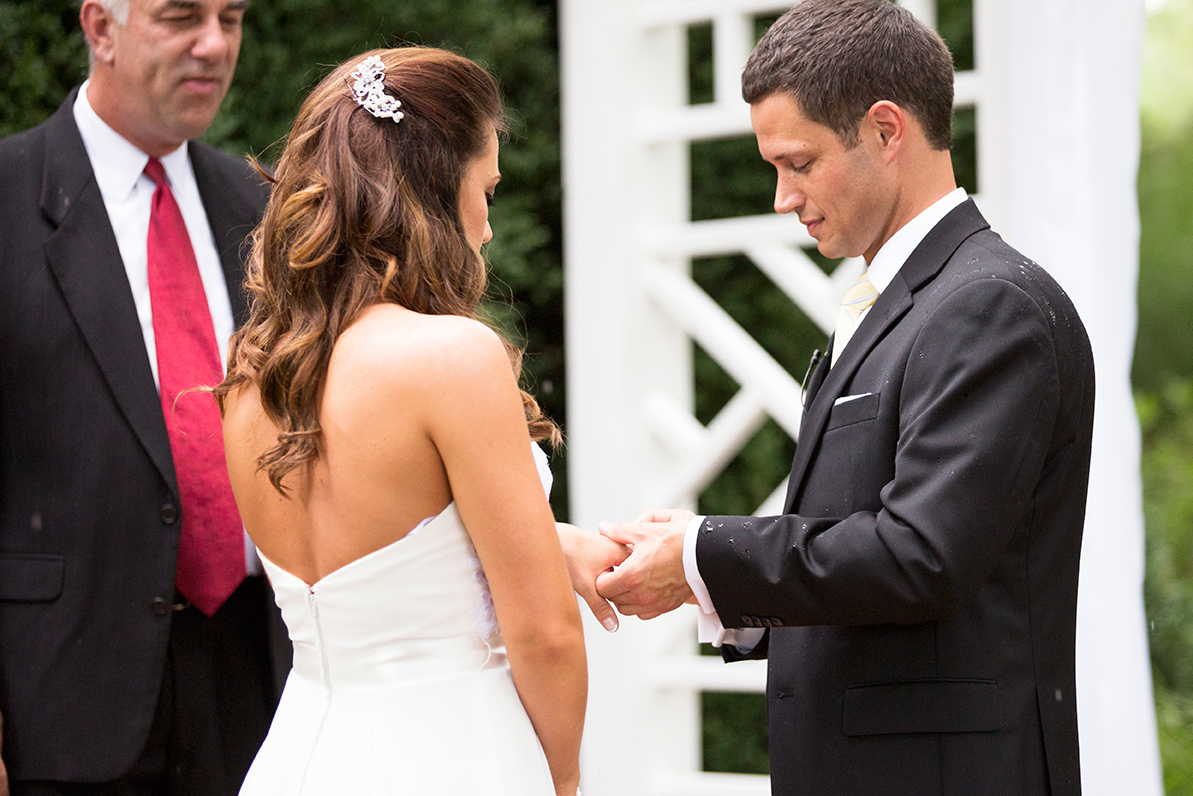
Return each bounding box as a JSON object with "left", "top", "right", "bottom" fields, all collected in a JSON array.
[
  {"left": 144, "top": 157, "right": 167, "bottom": 187},
  {"left": 840, "top": 272, "right": 879, "bottom": 322}
]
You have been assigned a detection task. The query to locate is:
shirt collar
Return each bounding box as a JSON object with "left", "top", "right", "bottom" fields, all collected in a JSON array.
[
  {"left": 73, "top": 80, "right": 190, "bottom": 201},
  {"left": 864, "top": 187, "right": 967, "bottom": 294}
]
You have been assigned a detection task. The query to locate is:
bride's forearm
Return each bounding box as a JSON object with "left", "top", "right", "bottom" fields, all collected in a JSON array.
[{"left": 505, "top": 619, "right": 586, "bottom": 795}]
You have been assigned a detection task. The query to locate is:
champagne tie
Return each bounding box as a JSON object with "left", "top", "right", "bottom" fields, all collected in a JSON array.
[{"left": 831, "top": 271, "right": 879, "bottom": 365}]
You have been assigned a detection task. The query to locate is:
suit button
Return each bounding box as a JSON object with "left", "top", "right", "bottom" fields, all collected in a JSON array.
[
  {"left": 150, "top": 597, "right": 169, "bottom": 616},
  {"left": 160, "top": 503, "right": 178, "bottom": 524}
]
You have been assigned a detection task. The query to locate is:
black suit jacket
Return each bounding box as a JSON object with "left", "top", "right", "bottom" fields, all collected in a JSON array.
[
  {"left": 0, "top": 89, "right": 287, "bottom": 782},
  {"left": 698, "top": 201, "right": 1093, "bottom": 796}
]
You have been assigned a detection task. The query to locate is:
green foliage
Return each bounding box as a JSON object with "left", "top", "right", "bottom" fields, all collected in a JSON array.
[
  {"left": 950, "top": 105, "right": 977, "bottom": 195},
  {"left": 702, "top": 692, "right": 770, "bottom": 774},
  {"left": 1135, "top": 123, "right": 1193, "bottom": 391},
  {"left": 1156, "top": 683, "right": 1193, "bottom": 795},
  {"left": 0, "top": 1, "right": 88, "bottom": 138},
  {"left": 1140, "top": 0, "right": 1193, "bottom": 139},
  {"left": 1139, "top": 381, "right": 1193, "bottom": 793},
  {"left": 1135, "top": 2, "right": 1193, "bottom": 784},
  {"left": 688, "top": 22, "right": 715, "bottom": 106},
  {"left": 935, "top": 0, "right": 974, "bottom": 73},
  {"left": 1140, "top": 383, "right": 1193, "bottom": 696},
  {"left": 1135, "top": 0, "right": 1193, "bottom": 392}
]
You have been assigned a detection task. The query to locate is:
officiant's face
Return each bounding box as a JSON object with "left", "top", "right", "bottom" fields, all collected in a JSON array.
[
  {"left": 86, "top": 0, "right": 245, "bottom": 156},
  {"left": 752, "top": 92, "right": 891, "bottom": 263}
]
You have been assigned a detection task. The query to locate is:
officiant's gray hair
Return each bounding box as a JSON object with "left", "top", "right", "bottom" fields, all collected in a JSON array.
[
  {"left": 84, "top": 0, "right": 129, "bottom": 68},
  {"left": 742, "top": 0, "right": 955, "bottom": 151},
  {"left": 95, "top": 0, "right": 129, "bottom": 25}
]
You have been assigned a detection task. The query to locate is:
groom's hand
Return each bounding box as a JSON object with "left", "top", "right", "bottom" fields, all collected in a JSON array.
[
  {"left": 596, "top": 509, "right": 695, "bottom": 620},
  {"left": 556, "top": 522, "right": 630, "bottom": 632}
]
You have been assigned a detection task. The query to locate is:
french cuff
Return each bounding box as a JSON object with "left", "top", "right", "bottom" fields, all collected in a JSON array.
[{"left": 683, "top": 515, "right": 764, "bottom": 651}]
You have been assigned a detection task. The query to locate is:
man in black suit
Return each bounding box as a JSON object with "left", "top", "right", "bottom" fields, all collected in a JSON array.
[
  {"left": 0, "top": 1, "right": 289, "bottom": 793},
  {"left": 596, "top": 2, "right": 1094, "bottom": 794}
]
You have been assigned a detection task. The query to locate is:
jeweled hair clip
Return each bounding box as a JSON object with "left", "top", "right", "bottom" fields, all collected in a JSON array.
[{"left": 350, "top": 55, "right": 404, "bottom": 123}]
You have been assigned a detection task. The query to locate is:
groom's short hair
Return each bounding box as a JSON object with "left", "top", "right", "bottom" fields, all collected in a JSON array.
[{"left": 742, "top": 0, "right": 956, "bottom": 151}]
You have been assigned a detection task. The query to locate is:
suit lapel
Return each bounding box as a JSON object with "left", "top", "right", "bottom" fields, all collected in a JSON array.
[
  {"left": 40, "top": 90, "right": 179, "bottom": 495},
  {"left": 191, "top": 142, "right": 253, "bottom": 327},
  {"left": 783, "top": 199, "right": 990, "bottom": 512}
]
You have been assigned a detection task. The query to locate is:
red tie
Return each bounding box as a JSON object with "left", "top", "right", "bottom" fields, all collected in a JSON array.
[{"left": 145, "top": 157, "right": 245, "bottom": 617}]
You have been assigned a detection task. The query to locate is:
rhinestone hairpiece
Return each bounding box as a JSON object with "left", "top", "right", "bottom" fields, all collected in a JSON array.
[{"left": 350, "top": 55, "right": 404, "bottom": 123}]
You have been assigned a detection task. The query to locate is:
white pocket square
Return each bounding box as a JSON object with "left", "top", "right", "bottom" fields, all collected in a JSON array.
[{"left": 833, "top": 392, "right": 873, "bottom": 406}]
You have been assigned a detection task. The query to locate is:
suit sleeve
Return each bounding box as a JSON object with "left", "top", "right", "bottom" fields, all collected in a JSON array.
[{"left": 698, "top": 277, "right": 1061, "bottom": 627}]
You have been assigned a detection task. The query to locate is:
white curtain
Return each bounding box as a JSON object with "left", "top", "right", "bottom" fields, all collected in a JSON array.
[{"left": 1002, "top": 1, "right": 1163, "bottom": 792}]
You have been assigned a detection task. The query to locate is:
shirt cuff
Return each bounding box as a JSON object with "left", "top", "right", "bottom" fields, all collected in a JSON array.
[{"left": 683, "top": 515, "right": 764, "bottom": 651}]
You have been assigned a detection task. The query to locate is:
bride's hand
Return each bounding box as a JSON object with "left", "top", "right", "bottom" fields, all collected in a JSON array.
[{"left": 556, "top": 522, "right": 630, "bottom": 632}]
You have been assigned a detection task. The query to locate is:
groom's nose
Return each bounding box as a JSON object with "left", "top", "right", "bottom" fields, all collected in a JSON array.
[{"left": 774, "top": 177, "right": 805, "bottom": 216}]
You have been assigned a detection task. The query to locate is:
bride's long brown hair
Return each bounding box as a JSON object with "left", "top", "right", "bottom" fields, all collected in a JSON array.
[{"left": 215, "top": 47, "right": 558, "bottom": 492}]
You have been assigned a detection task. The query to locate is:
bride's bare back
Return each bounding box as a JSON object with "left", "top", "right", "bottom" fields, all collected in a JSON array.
[{"left": 222, "top": 303, "right": 546, "bottom": 587}]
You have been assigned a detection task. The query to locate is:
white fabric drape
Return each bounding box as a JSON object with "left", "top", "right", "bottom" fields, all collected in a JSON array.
[{"left": 1002, "top": 2, "right": 1163, "bottom": 793}]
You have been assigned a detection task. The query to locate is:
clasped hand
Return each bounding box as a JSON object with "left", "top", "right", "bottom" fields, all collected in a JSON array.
[
  {"left": 560, "top": 509, "right": 698, "bottom": 627},
  {"left": 592, "top": 508, "right": 702, "bottom": 623}
]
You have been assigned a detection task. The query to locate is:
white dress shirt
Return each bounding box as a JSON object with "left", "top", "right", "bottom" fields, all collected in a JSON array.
[
  {"left": 684, "top": 187, "right": 969, "bottom": 648},
  {"left": 73, "top": 82, "right": 260, "bottom": 575}
]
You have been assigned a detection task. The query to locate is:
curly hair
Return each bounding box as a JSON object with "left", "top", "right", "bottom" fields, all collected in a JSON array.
[{"left": 215, "top": 47, "right": 559, "bottom": 493}]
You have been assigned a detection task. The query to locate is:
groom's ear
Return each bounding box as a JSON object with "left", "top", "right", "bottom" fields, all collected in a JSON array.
[{"left": 863, "top": 101, "right": 907, "bottom": 161}]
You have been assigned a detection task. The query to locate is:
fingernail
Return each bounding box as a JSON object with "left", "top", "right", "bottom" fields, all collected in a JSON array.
[
  {"left": 598, "top": 521, "right": 611, "bottom": 531},
  {"left": 602, "top": 617, "right": 618, "bottom": 632}
]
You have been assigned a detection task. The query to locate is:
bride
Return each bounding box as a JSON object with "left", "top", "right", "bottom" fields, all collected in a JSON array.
[{"left": 217, "top": 47, "right": 621, "bottom": 795}]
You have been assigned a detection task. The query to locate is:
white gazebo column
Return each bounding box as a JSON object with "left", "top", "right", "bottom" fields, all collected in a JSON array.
[{"left": 1001, "top": 1, "right": 1163, "bottom": 794}]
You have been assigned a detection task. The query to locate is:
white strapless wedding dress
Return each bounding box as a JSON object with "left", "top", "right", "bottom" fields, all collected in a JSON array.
[{"left": 239, "top": 447, "right": 556, "bottom": 795}]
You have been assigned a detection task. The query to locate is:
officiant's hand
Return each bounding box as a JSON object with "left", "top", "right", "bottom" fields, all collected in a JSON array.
[
  {"left": 556, "top": 523, "right": 629, "bottom": 632},
  {"left": 596, "top": 509, "right": 695, "bottom": 620}
]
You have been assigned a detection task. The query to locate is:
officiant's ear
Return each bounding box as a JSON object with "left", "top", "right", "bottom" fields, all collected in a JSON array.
[
  {"left": 864, "top": 100, "right": 907, "bottom": 161},
  {"left": 81, "top": 0, "right": 119, "bottom": 66}
]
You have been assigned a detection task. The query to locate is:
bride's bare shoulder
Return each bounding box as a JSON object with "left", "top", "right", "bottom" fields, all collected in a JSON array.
[{"left": 327, "top": 304, "right": 513, "bottom": 406}]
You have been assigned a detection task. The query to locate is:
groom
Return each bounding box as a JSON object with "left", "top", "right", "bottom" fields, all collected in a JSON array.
[{"left": 593, "top": 2, "right": 1094, "bottom": 794}]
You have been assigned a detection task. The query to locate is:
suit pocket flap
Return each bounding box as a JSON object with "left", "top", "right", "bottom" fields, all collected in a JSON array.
[
  {"left": 842, "top": 679, "right": 1003, "bottom": 736},
  {"left": 0, "top": 553, "right": 66, "bottom": 601},
  {"left": 826, "top": 391, "right": 880, "bottom": 430}
]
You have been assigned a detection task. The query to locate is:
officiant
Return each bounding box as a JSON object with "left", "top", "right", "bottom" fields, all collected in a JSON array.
[{"left": 0, "top": 1, "right": 289, "bottom": 793}]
